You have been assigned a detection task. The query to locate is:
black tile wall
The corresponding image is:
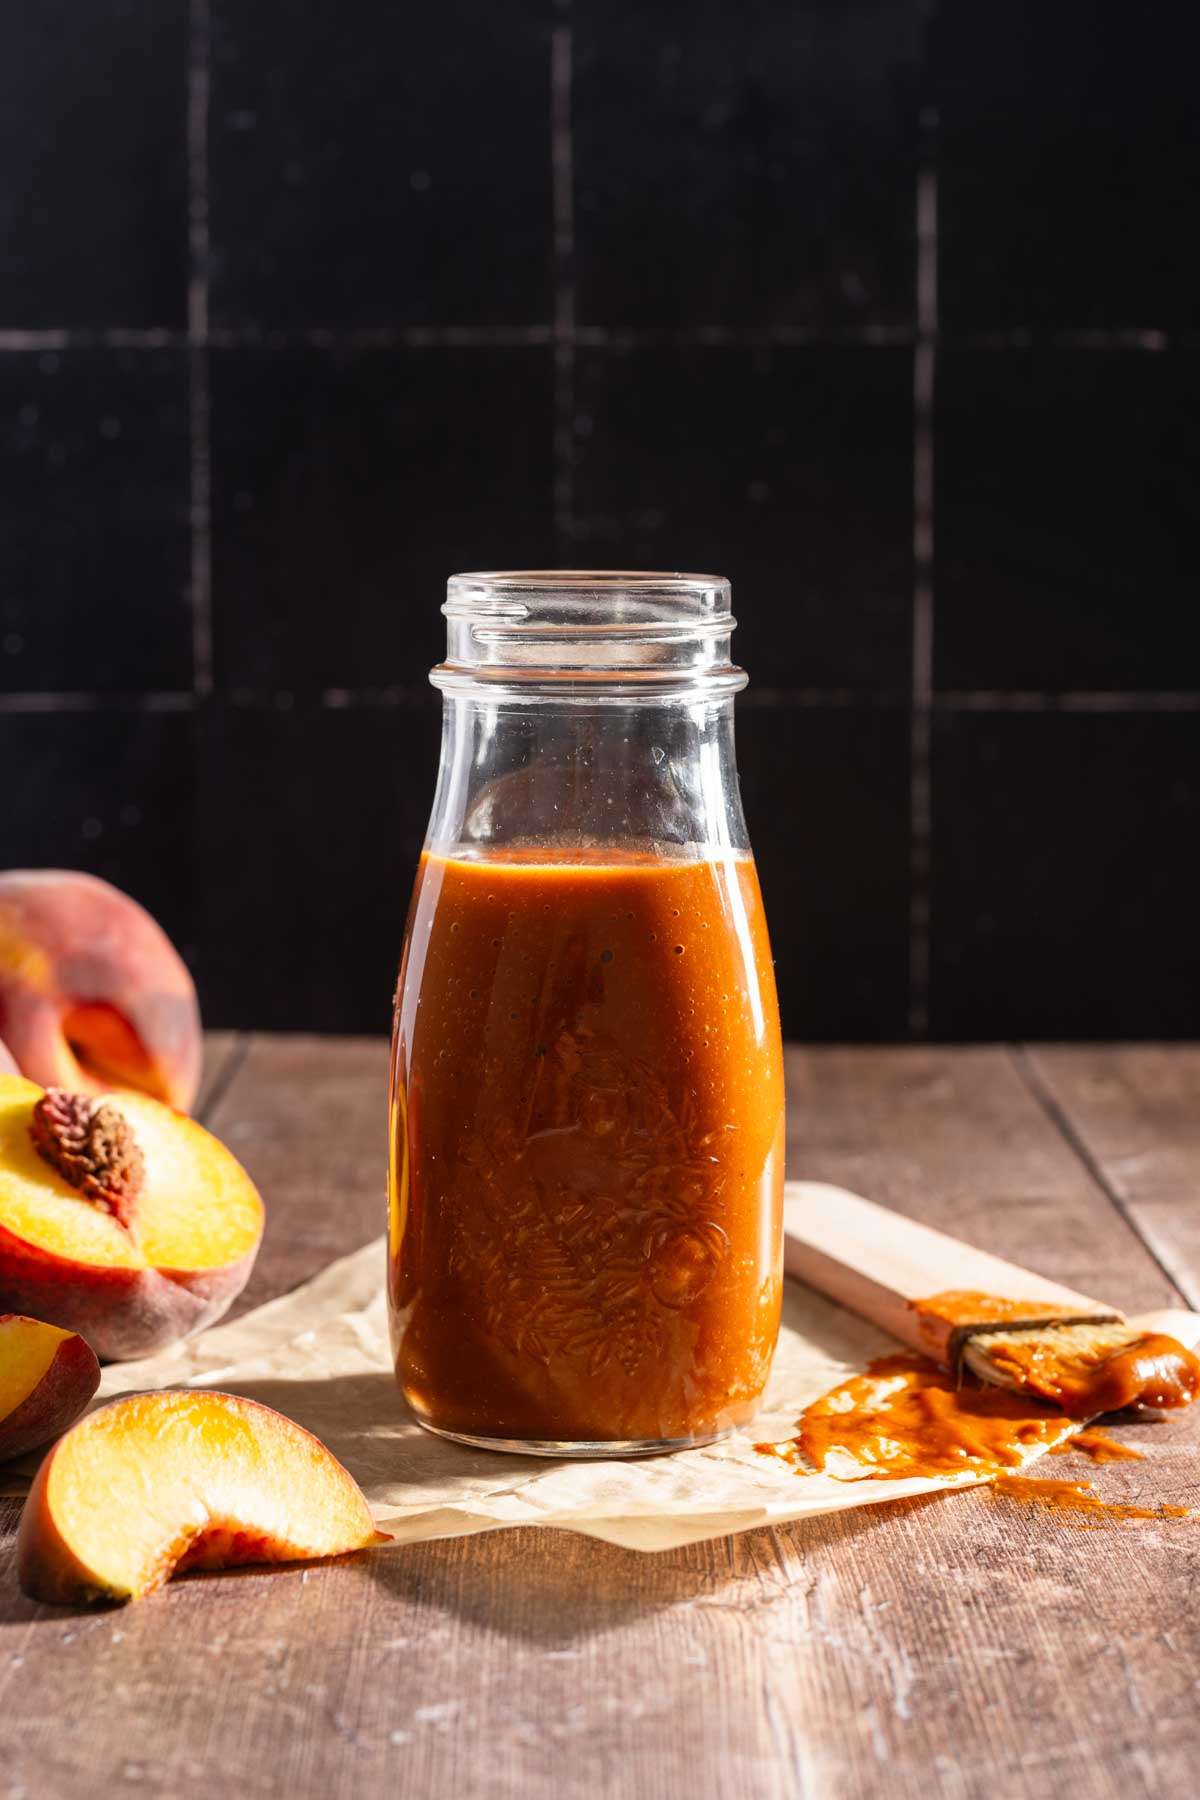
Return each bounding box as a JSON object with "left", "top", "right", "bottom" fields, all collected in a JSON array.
[
  {"left": 574, "top": 0, "right": 922, "bottom": 329},
  {"left": 210, "top": 347, "right": 555, "bottom": 696},
  {"left": 0, "top": 711, "right": 196, "bottom": 962},
  {"left": 935, "top": 351, "right": 1200, "bottom": 693},
  {"left": 193, "top": 704, "right": 439, "bottom": 1031},
  {"left": 934, "top": 0, "right": 1200, "bottom": 332},
  {"left": 1, "top": 4, "right": 1196, "bottom": 1042},
  {"left": 0, "top": 0, "right": 189, "bottom": 330},
  {"left": 931, "top": 712, "right": 1200, "bottom": 1039},
  {"left": 739, "top": 705, "right": 911, "bottom": 1040},
  {"left": 0, "top": 351, "right": 193, "bottom": 693},
  {"left": 571, "top": 346, "right": 913, "bottom": 693},
  {"left": 209, "top": 0, "right": 553, "bottom": 329}
]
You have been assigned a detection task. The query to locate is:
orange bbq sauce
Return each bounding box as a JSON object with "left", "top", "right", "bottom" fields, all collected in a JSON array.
[
  {"left": 980, "top": 1331, "right": 1200, "bottom": 1414},
  {"left": 757, "top": 1353, "right": 1075, "bottom": 1480},
  {"left": 389, "top": 848, "right": 785, "bottom": 1447}
]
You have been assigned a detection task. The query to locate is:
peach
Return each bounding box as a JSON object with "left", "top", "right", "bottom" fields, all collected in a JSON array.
[
  {"left": 0, "top": 871, "right": 201, "bottom": 1112},
  {"left": 0, "top": 1313, "right": 100, "bottom": 1461},
  {"left": 0, "top": 1073, "right": 263, "bottom": 1359},
  {"left": 0, "top": 1037, "right": 16, "bottom": 1077},
  {"left": 17, "top": 1389, "right": 389, "bottom": 1604}
]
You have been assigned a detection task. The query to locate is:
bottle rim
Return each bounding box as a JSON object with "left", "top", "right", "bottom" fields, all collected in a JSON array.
[
  {"left": 445, "top": 570, "right": 733, "bottom": 622},
  {"left": 436, "top": 570, "right": 745, "bottom": 699}
]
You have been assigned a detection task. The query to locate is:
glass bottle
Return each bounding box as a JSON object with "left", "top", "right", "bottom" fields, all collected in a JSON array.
[{"left": 388, "top": 572, "right": 785, "bottom": 1456}]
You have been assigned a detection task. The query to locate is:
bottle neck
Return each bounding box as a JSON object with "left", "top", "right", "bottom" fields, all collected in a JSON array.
[
  {"left": 435, "top": 570, "right": 746, "bottom": 703},
  {"left": 425, "top": 692, "right": 750, "bottom": 859}
]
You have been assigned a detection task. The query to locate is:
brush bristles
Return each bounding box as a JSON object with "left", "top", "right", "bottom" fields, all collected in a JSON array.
[{"left": 963, "top": 1321, "right": 1140, "bottom": 1393}]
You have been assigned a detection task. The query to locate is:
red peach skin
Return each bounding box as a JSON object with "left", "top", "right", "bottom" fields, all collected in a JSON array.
[
  {"left": 0, "top": 872, "right": 201, "bottom": 1111},
  {"left": 0, "top": 1226, "right": 260, "bottom": 1361},
  {"left": 0, "top": 1315, "right": 101, "bottom": 1461}
]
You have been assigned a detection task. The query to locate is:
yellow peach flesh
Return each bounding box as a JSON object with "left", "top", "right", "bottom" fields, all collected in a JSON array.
[
  {"left": 0, "top": 1314, "right": 74, "bottom": 1418},
  {"left": 29, "top": 1391, "right": 386, "bottom": 1600},
  {"left": 0, "top": 1075, "right": 261, "bottom": 1274}
]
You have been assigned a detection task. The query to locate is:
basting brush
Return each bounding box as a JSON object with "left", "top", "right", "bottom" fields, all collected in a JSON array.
[{"left": 783, "top": 1182, "right": 1200, "bottom": 1415}]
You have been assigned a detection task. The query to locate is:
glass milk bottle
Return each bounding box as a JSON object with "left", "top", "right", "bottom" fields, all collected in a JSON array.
[{"left": 388, "top": 573, "right": 785, "bottom": 1456}]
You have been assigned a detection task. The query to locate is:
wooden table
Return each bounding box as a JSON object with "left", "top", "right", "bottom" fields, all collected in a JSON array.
[{"left": 3, "top": 1038, "right": 1199, "bottom": 1799}]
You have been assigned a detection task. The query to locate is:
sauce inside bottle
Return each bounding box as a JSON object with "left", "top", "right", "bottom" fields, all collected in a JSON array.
[{"left": 389, "top": 845, "right": 785, "bottom": 1450}]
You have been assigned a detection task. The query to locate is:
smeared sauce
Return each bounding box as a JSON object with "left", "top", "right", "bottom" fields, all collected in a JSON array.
[
  {"left": 980, "top": 1330, "right": 1200, "bottom": 1415},
  {"left": 1049, "top": 1426, "right": 1144, "bottom": 1464},
  {"left": 991, "top": 1474, "right": 1192, "bottom": 1523},
  {"left": 765, "top": 1353, "right": 1074, "bottom": 1481}
]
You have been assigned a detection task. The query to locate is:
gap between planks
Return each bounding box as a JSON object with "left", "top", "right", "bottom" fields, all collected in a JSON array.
[
  {"left": 1007, "top": 1043, "right": 1193, "bottom": 1309},
  {"left": 195, "top": 1031, "right": 253, "bottom": 1125}
]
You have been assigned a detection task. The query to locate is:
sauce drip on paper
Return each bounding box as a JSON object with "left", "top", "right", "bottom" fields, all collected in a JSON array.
[{"left": 759, "top": 1354, "right": 1073, "bottom": 1481}]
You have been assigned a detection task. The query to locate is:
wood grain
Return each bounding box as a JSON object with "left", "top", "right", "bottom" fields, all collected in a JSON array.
[
  {"left": 1024, "top": 1045, "right": 1200, "bottom": 1311},
  {"left": 1, "top": 1040, "right": 1198, "bottom": 1800},
  {"left": 203, "top": 1032, "right": 390, "bottom": 1318}
]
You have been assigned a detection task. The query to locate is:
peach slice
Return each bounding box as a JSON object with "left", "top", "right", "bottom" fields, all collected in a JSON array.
[
  {"left": 0, "top": 1314, "right": 100, "bottom": 1461},
  {"left": 0, "top": 1073, "right": 264, "bottom": 1359},
  {"left": 0, "top": 871, "right": 201, "bottom": 1112},
  {"left": 17, "top": 1390, "right": 389, "bottom": 1604}
]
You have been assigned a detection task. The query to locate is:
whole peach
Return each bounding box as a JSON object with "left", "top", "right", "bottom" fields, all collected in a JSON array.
[{"left": 0, "top": 872, "right": 200, "bottom": 1112}]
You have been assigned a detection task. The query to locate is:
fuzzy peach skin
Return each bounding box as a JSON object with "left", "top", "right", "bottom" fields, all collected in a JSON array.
[
  {"left": 0, "top": 1314, "right": 100, "bottom": 1461},
  {"left": 18, "top": 1390, "right": 390, "bottom": 1604},
  {"left": 0, "top": 1075, "right": 263, "bottom": 1360},
  {"left": 0, "top": 871, "right": 201, "bottom": 1111}
]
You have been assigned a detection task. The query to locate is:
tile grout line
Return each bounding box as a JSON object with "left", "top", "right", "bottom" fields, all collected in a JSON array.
[
  {"left": 936, "top": 690, "right": 1200, "bottom": 713},
  {"left": 188, "top": 0, "right": 213, "bottom": 699},
  {"left": 551, "top": 7, "right": 575, "bottom": 543},
  {"left": 0, "top": 691, "right": 198, "bottom": 714},
  {"left": 1008, "top": 1045, "right": 1200, "bottom": 1309},
  {"left": 0, "top": 324, "right": 1186, "bottom": 353},
  {"left": 908, "top": 112, "right": 938, "bottom": 1039}
]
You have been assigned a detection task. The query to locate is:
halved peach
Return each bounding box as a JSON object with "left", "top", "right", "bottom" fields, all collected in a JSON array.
[
  {"left": 0, "top": 1073, "right": 263, "bottom": 1359},
  {"left": 0, "top": 871, "right": 201, "bottom": 1111},
  {"left": 18, "top": 1390, "right": 389, "bottom": 1604},
  {"left": 0, "top": 1313, "right": 100, "bottom": 1461}
]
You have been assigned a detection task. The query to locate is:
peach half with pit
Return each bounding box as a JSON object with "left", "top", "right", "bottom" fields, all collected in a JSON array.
[
  {"left": 0, "top": 871, "right": 201, "bottom": 1112},
  {"left": 0, "top": 1073, "right": 263, "bottom": 1360},
  {"left": 0, "top": 1314, "right": 100, "bottom": 1461},
  {"left": 18, "top": 1389, "right": 389, "bottom": 1604}
]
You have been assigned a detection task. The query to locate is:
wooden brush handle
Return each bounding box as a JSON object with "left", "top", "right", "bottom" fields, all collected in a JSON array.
[{"left": 783, "top": 1181, "right": 1122, "bottom": 1365}]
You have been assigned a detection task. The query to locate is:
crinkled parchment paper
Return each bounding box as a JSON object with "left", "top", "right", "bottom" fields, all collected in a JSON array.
[{"left": 2, "top": 1189, "right": 1068, "bottom": 1549}]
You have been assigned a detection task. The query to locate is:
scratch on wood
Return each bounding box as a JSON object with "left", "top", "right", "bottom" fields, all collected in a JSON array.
[{"left": 856, "top": 1584, "right": 915, "bottom": 1723}]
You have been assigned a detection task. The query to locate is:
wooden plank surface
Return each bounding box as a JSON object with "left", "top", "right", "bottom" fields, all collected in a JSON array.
[
  {"left": 201, "top": 1032, "right": 390, "bottom": 1318},
  {"left": 1, "top": 1040, "right": 1198, "bottom": 1800},
  {"left": 1025, "top": 1045, "right": 1200, "bottom": 1310}
]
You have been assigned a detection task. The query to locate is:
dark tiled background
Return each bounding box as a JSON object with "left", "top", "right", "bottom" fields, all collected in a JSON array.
[{"left": 2, "top": 0, "right": 1198, "bottom": 1040}]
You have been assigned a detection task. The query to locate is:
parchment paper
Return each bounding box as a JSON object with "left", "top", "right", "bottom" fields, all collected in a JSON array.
[{"left": 5, "top": 1184, "right": 1056, "bottom": 1547}]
